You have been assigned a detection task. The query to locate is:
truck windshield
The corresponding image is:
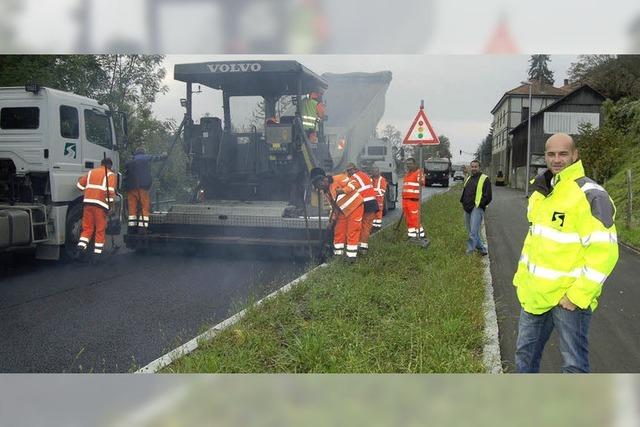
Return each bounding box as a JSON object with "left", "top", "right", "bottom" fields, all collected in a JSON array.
[
  {"left": 425, "top": 162, "right": 449, "bottom": 171},
  {"left": 84, "top": 110, "right": 113, "bottom": 149}
]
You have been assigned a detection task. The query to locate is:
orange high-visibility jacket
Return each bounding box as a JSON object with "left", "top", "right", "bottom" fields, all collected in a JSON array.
[
  {"left": 77, "top": 166, "right": 117, "bottom": 210},
  {"left": 327, "top": 174, "right": 363, "bottom": 217},
  {"left": 373, "top": 175, "right": 388, "bottom": 201},
  {"left": 347, "top": 170, "right": 377, "bottom": 203},
  {"left": 402, "top": 169, "right": 423, "bottom": 200}
]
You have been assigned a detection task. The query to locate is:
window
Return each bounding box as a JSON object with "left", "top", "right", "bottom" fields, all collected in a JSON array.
[
  {"left": 84, "top": 109, "right": 113, "bottom": 149},
  {"left": 60, "top": 105, "right": 79, "bottom": 139},
  {"left": 521, "top": 107, "right": 529, "bottom": 123},
  {"left": 367, "top": 146, "right": 387, "bottom": 156},
  {"left": 1, "top": 107, "right": 39, "bottom": 129}
]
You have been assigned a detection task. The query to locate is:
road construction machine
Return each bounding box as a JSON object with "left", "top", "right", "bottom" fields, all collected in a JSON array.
[
  {"left": 124, "top": 60, "right": 333, "bottom": 257},
  {"left": 322, "top": 72, "right": 397, "bottom": 212}
]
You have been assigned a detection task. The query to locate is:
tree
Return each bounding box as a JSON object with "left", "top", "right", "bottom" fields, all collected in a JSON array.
[
  {"left": 475, "top": 127, "right": 493, "bottom": 168},
  {"left": 379, "top": 124, "right": 404, "bottom": 172},
  {"left": 528, "top": 54, "right": 555, "bottom": 85},
  {"left": 248, "top": 96, "right": 294, "bottom": 129},
  {"left": 0, "top": 55, "right": 191, "bottom": 199},
  {"left": 423, "top": 134, "right": 452, "bottom": 159},
  {"left": 568, "top": 55, "right": 640, "bottom": 100}
]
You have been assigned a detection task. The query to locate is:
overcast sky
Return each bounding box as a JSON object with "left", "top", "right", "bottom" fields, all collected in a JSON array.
[{"left": 153, "top": 55, "right": 577, "bottom": 164}]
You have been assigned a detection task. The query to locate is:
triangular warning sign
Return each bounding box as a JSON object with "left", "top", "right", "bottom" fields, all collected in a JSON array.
[{"left": 403, "top": 107, "right": 440, "bottom": 145}]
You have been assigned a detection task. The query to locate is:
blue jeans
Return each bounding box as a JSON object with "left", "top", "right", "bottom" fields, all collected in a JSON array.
[
  {"left": 464, "top": 208, "right": 486, "bottom": 254},
  {"left": 515, "top": 306, "right": 592, "bottom": 373}
]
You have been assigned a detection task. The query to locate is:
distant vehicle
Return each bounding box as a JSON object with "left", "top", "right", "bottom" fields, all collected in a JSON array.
[
  {"left": 424, "top": 157, "right": 451, "bottom": 187},
  {"left": 453, "top": 170, "right": 465, "bottom": 181},
  {"left": 495, "top": 170, "right": 506, "bottom": 186}
]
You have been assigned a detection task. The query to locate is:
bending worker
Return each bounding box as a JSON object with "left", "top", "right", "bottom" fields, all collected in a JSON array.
[
  {"left": 402, "top": 157, "right": 429, "bottom": 247},
  {"left": 346, "top": 163, "right": 378, "bottom": 254},
  {"left": 310, "top": 167, "right": 363, "bottom": 263},
  {"left": 371, "top": 166, "right": 387, "bottom": 230},
  {"left": 300, "top": 91, "right": 325, "bottom": 143},
  {"left": 124, "top": 147, "right": 167, "bottom": 234},
  {"left": 76, "top": 157, "right": 117, "bottom": 258}
]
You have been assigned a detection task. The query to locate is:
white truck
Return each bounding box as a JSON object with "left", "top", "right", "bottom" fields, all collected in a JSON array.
[
  {"left": 322, "top": 71, "right": 398, "bottom": 212},
  {"left": 0, "top": 85, "right": 124, "bottom": 260}
]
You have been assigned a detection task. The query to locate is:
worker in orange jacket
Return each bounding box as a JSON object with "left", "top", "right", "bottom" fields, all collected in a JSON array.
[
  {"left": 311, "top": 167, "right": 364, "bottom": 263},
  {"left": 402, "top": 157, "right": 430, "bottom": 248},
  {"left": 76, "top": 158, "right": 117, "bottom": 258},
  {"left": 346, "top": 163, "right": 378, "bottom": 255},
  {"left": 371, "top": 166, "right": 387, "bottom": 231}
]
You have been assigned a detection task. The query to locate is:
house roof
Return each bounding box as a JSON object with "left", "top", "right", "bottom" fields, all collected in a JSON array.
[
  {"left": 490, "top": 80, "right": 569, "bottom": 114},
  {"left": 509, "top": 84, "right": 605, "bottom": 135}
]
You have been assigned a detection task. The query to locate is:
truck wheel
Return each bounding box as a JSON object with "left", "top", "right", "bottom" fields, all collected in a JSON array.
[
  {"left": 444, "top": 181, "right": 449, "bottom": 188},
  {"left": 63, "top": 203, "right": 84, "bottom": 260}
]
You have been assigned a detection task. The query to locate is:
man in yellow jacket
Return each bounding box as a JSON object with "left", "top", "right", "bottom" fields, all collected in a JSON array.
[{"left": 514, "top": 133, "right": 619, "bottom": 373}]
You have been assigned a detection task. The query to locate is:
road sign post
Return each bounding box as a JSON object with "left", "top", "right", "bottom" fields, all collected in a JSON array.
[{"left": 403, "top": 100, "right": 439, "bottom": 239}]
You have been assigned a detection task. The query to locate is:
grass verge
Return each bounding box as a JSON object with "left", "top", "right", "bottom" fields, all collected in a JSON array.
[{"left": 163, "top": 188, "right": 487, "bottom": 373}]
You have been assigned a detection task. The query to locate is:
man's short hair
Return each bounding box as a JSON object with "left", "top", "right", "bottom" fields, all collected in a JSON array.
[
  {"left": 101, "top": 157, "right": 113, "bottom": 168},
  {"left": 470, "top": 159, "right": 480, "bottom": 166},
  {"left": 406, "top": 157, "right": 416, "bottom": 162}
]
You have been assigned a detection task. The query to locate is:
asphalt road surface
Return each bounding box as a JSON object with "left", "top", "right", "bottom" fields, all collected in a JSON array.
[
  {"left": 0, "top": 182, "right": 449, "bottom": 373},
  {"left": 485, "top": 186, "right": 640, "bottom": 373}
]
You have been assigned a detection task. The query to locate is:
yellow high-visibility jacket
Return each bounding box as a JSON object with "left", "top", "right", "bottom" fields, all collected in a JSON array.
[{"left": 513, "top": 160, "right": 619, "bottom": 314}]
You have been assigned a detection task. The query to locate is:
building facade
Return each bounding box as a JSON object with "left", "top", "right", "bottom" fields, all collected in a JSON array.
[
  {"left": 490, "top": 81, "right": 570, "bottom": 185},
  {"left": 509, "top": 84, "right": 605, "bottom": 189}
]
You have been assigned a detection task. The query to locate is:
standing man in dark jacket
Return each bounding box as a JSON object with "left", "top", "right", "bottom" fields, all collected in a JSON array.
[
  {"left": 125, "top": 147, "right": 167, "bottom": 234},
  {"left": 460, "top": 159, "right": 492, "bottom": 255}
]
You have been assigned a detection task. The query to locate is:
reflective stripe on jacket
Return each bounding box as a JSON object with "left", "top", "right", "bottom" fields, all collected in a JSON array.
[
  {"left": 374, "top": 175, "right": 387, "bottom": 202},
  {"left": 513, "top": 160, "right": 619, "bottom": 314},
  {"left": 300, "top": 98, "right": 319, "bottom": 130},
  {"left": 77, "top": 167, "right": 117, "bottom": 210},
  {"left": 348, "top": 170, "right": 378, "bottom": 203},
  {"left": 402, "top": 169, "right": 423, "bottom": 200}
]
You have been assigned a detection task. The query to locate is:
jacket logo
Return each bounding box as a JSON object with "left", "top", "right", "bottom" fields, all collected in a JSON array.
[{"left": 552, "top": 211, "right": 566, "bottom": 227}]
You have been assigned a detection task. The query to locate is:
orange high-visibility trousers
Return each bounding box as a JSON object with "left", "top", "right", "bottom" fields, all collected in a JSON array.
[
  {"left": 359, "top": 211, "right": 376, "bottom": 249},
  {"left": 333, "top": 203, "right": 364, "bottom": 259},
  {"left": 402, "top": 199, "right": 424, "bottom": 238},
  {"left": 127, "top": 188, "right": 151, "bottom": 228},
  {"left": 373, "top": 197, "right": 384, "bottom": 229},
  {"left": 77, "top": 204, "right": 107, "bottom": 254}
]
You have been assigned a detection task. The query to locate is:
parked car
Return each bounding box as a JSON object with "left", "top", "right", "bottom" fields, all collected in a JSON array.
[{"left": 453, "top": 170, "right": 465, "bottom": 181}]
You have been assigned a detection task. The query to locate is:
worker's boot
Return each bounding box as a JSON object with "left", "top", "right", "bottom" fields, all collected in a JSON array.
[
  {"left": 345, "top": 256, "right": 357, "bottom": 264},
  {"left": 358, "top": 245, "right": 368, "bottom": 256}
]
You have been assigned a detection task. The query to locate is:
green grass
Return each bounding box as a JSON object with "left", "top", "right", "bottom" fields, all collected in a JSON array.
[
  {"left": 164, "top": 188, "right": 487, "bottom": 373},
  {"left": 605, "top": 143, "right": 640, "bottom": 248}
]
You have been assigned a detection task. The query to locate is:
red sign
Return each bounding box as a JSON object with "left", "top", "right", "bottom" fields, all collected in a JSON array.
[{"left": 403, "top": 107, "right": 440, "bottom": 145}]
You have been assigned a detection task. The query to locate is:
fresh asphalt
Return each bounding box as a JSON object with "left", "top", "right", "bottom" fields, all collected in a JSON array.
[
  {"left": 485, "top": 186, "right": 640, "bottom": 373},
  {"left": 0, "top": 183, "right": 448, "bottom": 373}
]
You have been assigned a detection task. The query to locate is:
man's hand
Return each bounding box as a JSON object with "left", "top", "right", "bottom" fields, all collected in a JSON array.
[{"left": 558, "top": 294, "right": 577, "bottom": 311}]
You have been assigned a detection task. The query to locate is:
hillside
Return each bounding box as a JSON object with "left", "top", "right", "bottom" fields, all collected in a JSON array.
[{"left": 605, "top": 143, "right": 640, "bottom": 248}]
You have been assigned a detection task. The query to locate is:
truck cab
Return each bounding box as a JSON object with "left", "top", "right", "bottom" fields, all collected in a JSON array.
[
  {"left": 424, "top": 157, "right": 451, "bottom": 187},
  {"left": 0, "top": 85, "right": 123, "bottom": 259},
  {"left": 359, "top": 138, "right": 398, "bottom": 212}
]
